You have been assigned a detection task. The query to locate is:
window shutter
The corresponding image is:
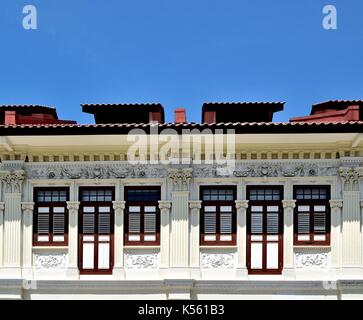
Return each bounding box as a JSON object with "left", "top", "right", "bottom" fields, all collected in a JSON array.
[
  {"left": 98, "top": 214, "right": 111, "bottom": 234},
  {"left": 83, "top": 214, "right": 95, "bottom": 234},
  {"left": 313, "top": 205, "right": 326, "bottom": 234},
  {"left": 220, "top": 206, "right": 232, "bottom": 234},
  {"left": 128, "top": 206, "right": 141, "bottom": 233},
  {"left": 144, "top": 206, "right": 156, "bottom": 233},
  {"left": 297, "top": 206, "right": 310, "bottom": 235},
  {"left": 38, "top": 214, "right": 49, "bottom": 234},
  {"left": 204, "top": 206, "right": 217, "bottom": 234}
]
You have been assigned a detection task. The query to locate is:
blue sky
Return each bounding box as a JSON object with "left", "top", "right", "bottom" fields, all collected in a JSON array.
[{"left": 0, "top": 0, "right": 362, "bottom": 123}]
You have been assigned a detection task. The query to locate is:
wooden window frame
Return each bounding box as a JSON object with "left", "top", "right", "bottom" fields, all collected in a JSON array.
[
  {"left": 78, "top": 187, "right": 115, "bottom": 275},
  {"left": 246, "top": 186, "right": 284, "bottom": 275},
  {"left": 200, "top": 186, "right": 237, "bottom": 246},
  {"left": 293, "top": 185, "right": 331, "bottom": 246},
  {"left": 124, "top": 186, "right": 161, "bottom": 246},
  {"left": 33, "top": 187, "right": 69, "bottom": 247}
]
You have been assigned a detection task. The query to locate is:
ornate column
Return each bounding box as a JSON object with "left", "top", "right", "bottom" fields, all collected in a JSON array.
[
  {"left": 0, "top": 203, "right": 4, "bottom": 268},
  {"left": 66, "top": 201, "right": 80, "bottom": 278},
  {"left": 189, "top": 201, "right": 202, "bottom": 270},
  {"left": 0, "top": 169, "right": 25, "bottom": 277},
  {"left": 21, "top": 202, "right": 34, "bottom": 278},
  {"left": 159, "top": 201, "right": 172, "bottom": 271},
  {"left": 235, "top": 200, "right": 249, "bottom": 277},
  {"left": 330, "top": 200, "right": 343, "bottom": 269},
  {"left": 112, "top": 201, "right": 126, "bottom": 278},
  {"left": 282, "top": 200, "right": 296, "bottom": 277},
  {"left": 168, "top": 168, "right": 192, "bottom": 275},
  {"left": 339, "top": 167, "right": 362, "bottom": 267}
]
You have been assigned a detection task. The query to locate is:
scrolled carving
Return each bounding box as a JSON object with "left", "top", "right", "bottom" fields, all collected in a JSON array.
[
  {"left": 21, "top": 202, "right": 35, "bottom": 215},
  {"left": 295, "top": 251, "right": 329, "bottom": 269},
  {"left": 158, "top": 201, "right": 171, "bottom": 214},
  {"left": 125, "top": 253, "right": 158, "bottom": 269},
  {"left": 282, "top": 200, "right": 296, "bottom": 209},
  {"left": 0, "top": 170, "right": 25, "bottom": 193},
  {"left": 235, "top": 200, "right": 249, "bottom": 211},
  {"left": 35, "top": 254, "right": 66, "bottom": 270},
  {"left": 201, "top": 253, "right": 234, "bottom": 269},
  {"left": 330, "top": 200, "right": 343, "bottom": 209},
  {"left": 66, "top": 201, "right": 80, "bottom": 212},
  {"left": 112, "top": 201, "right": 126, "bottom": 212},
  {"left": 168, "top": 168, "right": 193, "bottom": 191}
]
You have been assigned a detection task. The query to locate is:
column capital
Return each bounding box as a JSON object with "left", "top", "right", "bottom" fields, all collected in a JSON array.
[
  {"left": 339, "top": 167, "right": 362, "bottom": 191},
  {"left": 235, "top": 200, "right": 249, "bottom": 210},
  {"left": 330, "top": 199, "right": 343, "bottom": 209},
  {"left": 21, "top": 202, "right": 35, "bottom": 215},
  {"left": 168, "top": 168, "right": 193, "bottom": 191},
  {"left": 282, "top": 200, "right": 296, "bottom": 209},
  {"left": 0, "top": 170, "right": 25, "bottom": 194},
  {"left": 158, "top": 200, "right": 172, "bottom": 212},
  {"left": 66, "top": 201, "right": 80, "bottom": 211},
  {"left": 189, "top": 200, "right": 202, "bottom": 210},
  {"left": 112, "top": 201, "right": 126, "bottom": 211}
]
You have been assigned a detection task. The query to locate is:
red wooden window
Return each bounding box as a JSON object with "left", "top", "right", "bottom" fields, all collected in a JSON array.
[
  {"left": 200, "top": 186, "right": 236, "bottom": 246},
  {"left": 33, "top": 188, "right": 69, "bottom": 246},
  {"left": 124, "top": 187, "right": 161, "bottom": 246},
  {"left": 78, "top": 187, "right": 115, "bottom": 274},
  {"left": 294, "top": 186, "right": 331, "bottom": 246}
]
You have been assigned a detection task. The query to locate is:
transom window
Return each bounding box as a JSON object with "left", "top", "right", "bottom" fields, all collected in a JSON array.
[
  {"left": 34, "top": 188, "right": 69, "bottom": 246},
  {"left": 200, "top": 186, "right": 236, "bottom": 245},
  {"left": 125, "top": 187, "right": 161, "bottom": 246},
  {"left": 294, "top": 186, "right": 331, "bottom": 245},
  {"left": 249, "top": 189, "right": 282, "bottom": 201},
  {"left": 81, "top": 189, "right": 113, "bottom": 202}
]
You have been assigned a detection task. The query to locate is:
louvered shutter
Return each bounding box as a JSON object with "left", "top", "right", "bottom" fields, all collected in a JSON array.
[{"left": 204, "top": 206, "right": 216, "bottom": 241}]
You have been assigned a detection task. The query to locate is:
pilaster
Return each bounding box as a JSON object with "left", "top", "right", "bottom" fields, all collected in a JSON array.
[
  {"left": 189, "top": 201, "right": 202, "bottom": 271},
  {"left": 330, "top": 200, "right": 343, "bottom": 269},
  {"left": 159, "top": 201, "right": 172, "bottom": 271},
  {"left": 0, "top": 169, "right": 24, "bottom": 278},
  {"left": 0, "top": 203, "right": 4, "bottom": 269},
  {"left": 66, "top": 201, "right": 80, "bottom": 279},
  {"left": 235, "top": 200, "right": 249, "bottom": 278},
  {"left": 282, "top": 200, "right": 296, "bottom": 278},
  {"left": 168, "top": 168, "right": 192, "bottom": 276},
  {"left": 112, "top": 201, "right": 126, "bottom": 279},
  {"left": 339, "top": 167, "right": 362, "bottom": 268},
  {"left": 21, "top": 202, "right": 34, "bottom": 279}
]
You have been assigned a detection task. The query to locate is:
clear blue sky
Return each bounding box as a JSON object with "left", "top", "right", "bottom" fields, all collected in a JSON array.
[{"left": 0, "top": 0, "right": 362, "bottom": 123}]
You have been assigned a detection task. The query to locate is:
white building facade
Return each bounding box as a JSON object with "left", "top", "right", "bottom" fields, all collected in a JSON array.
[{"left": 0, "top": 102, "right": 363, "bottom": 299}]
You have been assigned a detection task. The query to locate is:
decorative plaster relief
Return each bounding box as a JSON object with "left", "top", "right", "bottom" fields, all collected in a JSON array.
[
  {"left": 125, "top": 252, "right": 159, "bottom": 270},
  {"left": 25, "top": 160, "right": 341, "bottom": 180},
  {"left": 26, "top": 163, "right": 166, "bottom": 180},
  {"left": 295, "top": 250, "right": 330, "bottom": 269},
  {"left": 200, "top": 252, "right": 235, "bottom": 269},
  {"left": 34, "top": 254, "right": 66, "bottom": 270}
]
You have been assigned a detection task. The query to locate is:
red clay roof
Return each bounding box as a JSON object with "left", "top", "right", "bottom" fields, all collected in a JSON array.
[{"left": 0, "top": 121, "right": 361, "bottom": 136}]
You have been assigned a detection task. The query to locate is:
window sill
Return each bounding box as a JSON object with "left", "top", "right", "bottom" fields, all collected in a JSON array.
[
  {"left": 293, "top": 245, "right": 331, "bottom": 249},
  {"left": 32, "top": 246, "right": 68, "bottom": 250},
  {"left": 200, "top": 246, "right": 237, "bottom": 250},
  {"left": 124, "top": 246, "right": 160, "bottom": 250}
]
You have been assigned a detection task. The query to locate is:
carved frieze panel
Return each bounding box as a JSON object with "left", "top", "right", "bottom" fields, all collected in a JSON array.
[
  {"left": 200, "top": 252, "right": 235, "bottom": 269},
  {"left": 26, "top": 163, "right": 166, "bottom": 180},
  {"left": 295, "top": 250, "right": 330, "bottom": 269},
  {"left": 34, "top": 254, "right": 67, "bottom": 270},
  {"left": 125, "top": 252, "right": 159, "bottom": 270}
]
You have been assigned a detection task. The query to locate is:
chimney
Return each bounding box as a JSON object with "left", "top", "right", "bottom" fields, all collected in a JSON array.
[
  {"left": 4, "top": 111, "right": 17, "bottom": 125},
  {"left": 174, "top": 108, "right": 187, "bottom": 123}
]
